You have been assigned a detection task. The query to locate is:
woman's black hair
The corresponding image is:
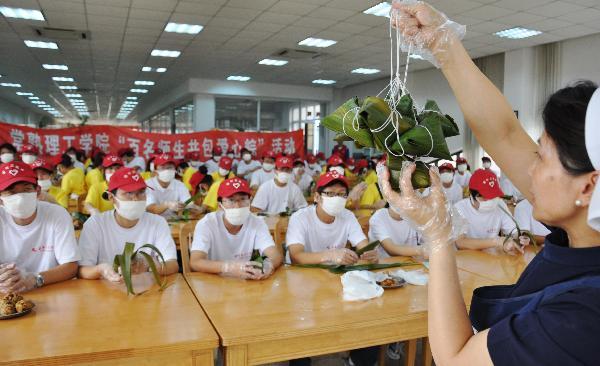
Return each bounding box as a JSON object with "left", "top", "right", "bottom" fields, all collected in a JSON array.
[
  {"left": 0, "top": 143, "right": 16, "bottom": 154},
  {"left": 60, "top": 153, "right": 74, "bottom": 168},
  {"left": 543, "top": 80, "right": 597, "bottom": 176},
  {"left": 469, "top": 189, "right": 480, "bottom": 200},
  {"left": 75, "top": 150, "right": 85, "bottom": 162},
  {"left": 198, "top": 165, "right": 208, "bottom": 175},
  {"left": 481, "top": 157, "right": 491, "bottom": 163},
  {"left": 92, "top": 151, "right": 106, "bottom": 168},
  {"left": 316, "top": 180, "right": 349, "bottom": 195}
]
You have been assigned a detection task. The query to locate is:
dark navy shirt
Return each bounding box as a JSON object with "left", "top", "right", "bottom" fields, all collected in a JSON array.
[{"left": 487, "top": 228, "right": 600, "bottom": 365}]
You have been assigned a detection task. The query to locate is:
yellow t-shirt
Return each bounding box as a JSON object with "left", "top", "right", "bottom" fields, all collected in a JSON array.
[
  {"left": 363, "top": 170, "right": 378, "bottom": 185},
  {"left": 203, "top": 181, "right": 222, "bottom": 212},
  {"left": 141, "top": 171, "right": 153, "bottom": 181},
  {"left": 48, "top": 186, "right": 62, "bottom": 202},
  {"left": 85, "top": 168, "right": 104, "bottom": 190},
  {"left": 85, "top": 181, "right": 113, "bottom": 212},
  {"left": 57, "top": 168, "right": 86, "bottom": 208},
  {"left": 84, "top": 158, "right": 92, "bottom": 169},
  {"left": 355, "top": 183, "right": 382, "bottom": 217},
  {"left": 210, "top": 171, "right": 235, "bottom": 185},
  {"left": 182, "top": 167, "right": 198, "bottom": 192}
]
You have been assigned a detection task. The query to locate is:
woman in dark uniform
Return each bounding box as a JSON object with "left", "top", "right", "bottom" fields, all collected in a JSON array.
[{"left": 377, "top": 2, "right": 600, "bottom": 365}]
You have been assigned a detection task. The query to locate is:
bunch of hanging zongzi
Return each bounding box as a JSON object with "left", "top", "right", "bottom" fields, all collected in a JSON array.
[{"left": 322, "top": 94, "right": 459, "bottom": 190}]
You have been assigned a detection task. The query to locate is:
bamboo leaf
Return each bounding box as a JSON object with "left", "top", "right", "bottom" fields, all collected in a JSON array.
[
  {"left": 138, "top": 251, "right": 165, "bottom": 290},
  {"left": 293, "top": 261, "right": 419, "bottom": 274},
  {"left": 322, "top": 97, "right": 374, "bottom": 148},
  {"left": 251, "top": 249, "right": 267, "bottom": 273},
  {"left": 391, "top": 116, "right": 452, "bottom": 160},
  {"left": 354, "top": 240, "right": 381, "bottom": 256}
]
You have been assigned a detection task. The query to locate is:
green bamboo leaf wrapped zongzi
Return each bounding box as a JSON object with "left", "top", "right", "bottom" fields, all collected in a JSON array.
[
  {"left": 391, "top": 116, "right": 452, "bottom": 160},
  {"left": 322, "top": 97, "right": 374, "bottom": 148}
]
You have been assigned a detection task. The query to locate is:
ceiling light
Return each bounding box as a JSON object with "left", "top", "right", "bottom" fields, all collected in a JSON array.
[
  {"left": 43, "top": 64, "right": 68, "bottom": 70},
  {"left": 52, "top": 76, "right": 74, "bottom": 82},
  {"left": 151, "top": 49, "right": 181, "bottom": 58},
  {"left": 363, "top": 2, "right": 391, "bottom": 17},
  {"left": 141, "top": 66, "right": 152, "bottom": 72},
  {"left": 495, "top": 27, "right": 542, "bottom": 39},
  {"left": 410, "top": 54, "right": 424, "bottom": 60},
  {"left": 31, "top": 101, "right": 44, "bottom": 104},
  {"left": 126, "top": 96, "right": 137, "bottom": 100},
  {"left": 65, "top": 93, "right": 81, "bottom": 98},
  {"left": 164, "top": 22, "right": 203, "bottom": 34},
  {"left": 351, "top": 68, "right": 381, "bottom": 75},
  {"left": 130, "top": 89, "right": 148, "bottom": 93},
  {"left": 156, "top": 67, "right": 167, "bottom": 73},
  {"left": 1, "top": 83, "right": 21, "bottom": 87},
  {"left": 24, "top": 40, "right": 58, "bottom": 49},
  {"left": 258, "top": 59, "right": 288, "bottom": 66},
  {"left": 16, "top": 92, "right": 33, "bottom": 96},
  {"left": 134, "top": 80, "right": 155, "bottom": 86},
  {"left": 0, "top": 6, "right": 45, "bottom": 21},
  {"left": 298, "top": 37, "right": 336, "bottom": 48},
  {"left": 59, "top": 85, "right": 77, "bottom": 90},
  {"left": 28, "top": 96, "right": 39, "bottom": 100},
  {"left": 312, "top": 79, "right": 336, "bottom": 85},
  {"left": 227, "top": 75, "right": 251, "bottom": 82}
]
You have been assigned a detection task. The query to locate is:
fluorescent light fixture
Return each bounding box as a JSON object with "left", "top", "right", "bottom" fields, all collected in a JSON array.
[
  {"left": 52, "top": 76, "right": 74, "bottom": 82},
  {"left": 24, "top": 40, "right": 58, "bottom": 49},
  {"left": 495, "top": 27, "right": 542, "bottom": 39},
  {"left": 126, "top": 96, "right": 137, "bottom": 100},
  {"left": 226, "top": 75, "right": 251, "bottom": 82},
  {"left": 134, "top": 80, "right": 155, "bottom": 86},
  {"left": 31, "top": 101, "right": 44, "bottom": 104},
  {"left": 164, "top": 22, "right": 203, "bottom": 34},
  {"left": 363, "top": 2, "right": 391, "bottom": 17},
  {"left": 351, "top": 68, "right": 381, "bottom": 75},
  {"left": 16, "top": 92, "right": 33, "bottom": 96},
  {"left": 142, "top": 66, "right": 152, "bottom": 72},
  {"left": 298, "top": 37, "right": 336, "bottom": 48},
  {"left": 130, "top": 88, "right": 148, "bottom": 93},
  {"left": 151, "top": 49, "right": 181, "bottom": 57},
  {"left": 410, "top": 54, "right": 424, "bottom": 60},
  {"left": 42, "top": 64, "right": 68, "bottom": 70},
  {"left": 258, "top": 59, "right": 288, "bottom": 66},
  {"left": 0, "top": 83, "right": 21, "bottom": 87},
  {"left": 156, "top": 67, "right": 167, "bottom": 73},
  {"left": 59, "top": 85, "right": 77, "bottom": 90},
  {"left": 0, "top": 6, "right": 45, "bottom": 21},
  {"left": 65, "top": 93, "right": 81, "bottom": 98},
  {"left": 312, "top": 79, "right": 336, "bottom": 85},
  {"left": 28, "top": 96, "right": 39, "bottom": 100}
]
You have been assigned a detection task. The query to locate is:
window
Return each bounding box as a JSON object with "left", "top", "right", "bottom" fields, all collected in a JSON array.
[
  {"left": 174, "top": 102, "right": 193, "bottom": 133},
  {"left": 215, "top": 97, "right": 258, "bottom": 131},
  {"left": 149, "top": 110, "right": 171, "bottom": 134},
  {"left": 260, "top": 100, "right": 299, "bottom": 132}
]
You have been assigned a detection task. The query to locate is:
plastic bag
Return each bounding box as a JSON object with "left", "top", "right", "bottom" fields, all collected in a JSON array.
[{"left": 340, "top": 271, "right": 384, "bottom": 301}]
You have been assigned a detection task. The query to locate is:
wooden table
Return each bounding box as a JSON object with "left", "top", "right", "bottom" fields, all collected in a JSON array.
[
  {"left": 185, "top": 254, "right": 518, "bottom": 366},
  {"left": 455, "top": 248, "right": 537, "bottom": 284},
  {"left": 0, "top": 274, "right": 218, "bottom": 366},
  {"left": 262, "top": 215, "right": 279, "bottom": 235}
]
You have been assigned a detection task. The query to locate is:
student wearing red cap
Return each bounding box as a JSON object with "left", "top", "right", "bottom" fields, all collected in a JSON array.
[
  {"left": 84, "top": 150, "right": 107, "bottom": 189},
  {"left": 31, "top": 158, "right": 61, "bottom": 204},
  {"left": 78, "top": 167, "right": 179, "bottom": 281},
  {"left": 236, "top": 148, "right": 261, "bottom": 180},
  {"left": 250, "top": 150, "right": 276, "bottom": 189},
  {"left": 306, "top": 154, "right": 321, "bottom": 177},
  {"left": 324, "top": 155, "right": 346, "bottom": 176},
  {"left": 119, "top": 147, "right": 145, "bottom": 172},
  {"left": 251, "top": 156, "right": 307, "bottom": 214},
  {"left": 84, "top": 155, "right": 124, "bottom": 215},
  {"left": 20, "top": 144, "right": 39, "bottom": 165},
  {"left": 454, "top": 157, "right": 472, "bottom": 188},
  {"left": 189, "top": 177, "right": 282, "bottom": 279},
  {"left": 146, "top": 154, "right": 191, "bottom": 218},
  {"left": 438, "top": 163, "right": 463, "bottom": 204},
  {"left": 201, "top": 157, "right": 237, "bottom": 212},
  {"left": 180, "top": 151, "right": 202, "bottom": 192},
  {"left": 56, "top": 153, "right": 86, "bottom": 209},
  {"left": 186, "top": 171, "right": 214, "bottom": 213},
  {"left": 0, "top": 162, "right": 80, "bottom": 293},
  {"left": 204, "top": 146, "right": 223, "bottom": 175},
  {"left": 292, "top": 158, "right": 313, "bottom": 195}
]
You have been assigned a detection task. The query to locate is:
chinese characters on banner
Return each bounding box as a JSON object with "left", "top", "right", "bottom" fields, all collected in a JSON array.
[{"left": 0, "top": 122, "right": 304, "bottom": 161}]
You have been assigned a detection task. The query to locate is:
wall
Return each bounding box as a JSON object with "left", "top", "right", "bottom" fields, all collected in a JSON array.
[
  {"left": 0, "top": 97, "right": 45, "bottom": 126},
  {"left": 560, "top": 32, "right": 600, "bottom": 86}
]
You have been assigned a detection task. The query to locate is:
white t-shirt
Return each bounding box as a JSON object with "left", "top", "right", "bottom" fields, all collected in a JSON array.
[
  {"left": 294, "top": 173, "right": 313, "bottom": 195},
  {"left": 0, "top": 201, "right": 80, "bottom": 273},
  {"left": 191, "top": 211, "right": 275, "bottom": 261},
  {"left": 78, "top": 210, "right": 177, "bottom": 266},
  {"left": 454, "top": 198, "right": 515, "bottom": 239},
  {"left": 514, "top": 200, "right": 551, "bottom": 237},
  {"left": 237, "top": 160, "right": 261, "bottom": 179},
  {"left": 146, "top": 177, "right": 191, "bottom": 218},
  {"left": 499, "top": 174, "right": 524, "bottom": 201},
  {"left": 308, "top": 163, "right": 322, "bottom": 177},
  {"left": 368, "top": 208, "right": 419, "bottom": 258},
  {"left": 454, "top": 171, "right": 472, "bottom": 188},
  {"left": 286, "top": 205, "right": 366, "bottom": 253},
  {"left": 204, "top": 159, "right": 219, "bottom": 174},
  {"left": 126, "top": 156, "right": 146, "bottom": 170},
  {"left": 251, "top": 179, "right": 307, "bottom": 214},
  {"left": 443, "top": 181, "right": 464, "bottom": 204},
  {"left": 250, "top": 168, "right": 275, "bottom": 188}
]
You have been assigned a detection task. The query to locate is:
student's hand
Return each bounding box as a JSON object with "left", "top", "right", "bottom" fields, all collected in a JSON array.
[
  {"left": 130, "top": 257, "right": 149, "bottom": 274},
  {"left": 165, "top": 201, "right": 186, "bottom": 211},
  {"left": 324, "top": 248, "right": 359, "bottom": 265},
  {"left": 519, "top": 235, "right": 531, "bottom": 247},
  {"left": 256, "top": 258, "right": 275, "bottom": 279},
  {"left": 221, "top": 261, "right": 263, "bottom": 280},
  {"left": 97, "top": 263, "right": 123, "bottom": 282},
  {"left": 359, "top": 249, "right": 379, "bottom": 263},
  {"left": 497, "top": 237, "right": 525, "bottom": 255},
  {"left": 348, "top": 182, "right": 367, "bottom": 202},
  {"left": 0, "top": 265, "right": 36, "bottom": 293},
  {"left": 373, "top": 199, "right": 387, "bottom": 210}
]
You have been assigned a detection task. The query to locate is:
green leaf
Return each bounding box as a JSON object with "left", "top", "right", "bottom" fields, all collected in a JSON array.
[
  {"left": 387, "top": 157, "right": 431, "bottom": 190},
  {"left": 120, "top": 242, "right": 135, "bottom": 295},
  {"left": 184, "top": 191, "right": 202, "bottom": 206},
  {"left": 391, "top": 116, "right": 452, "bottom": 160},
  {"left": 354, "top": 240, "right": 381, "bottom": 256},
  {"left": 293, "top": 261, "right": 419, "bottom": 274},
  {"left": 138, "top": 251, "right": 165, "bottom": 291},
  {"left": 322, "top": 97, "right": 374, "bottom": 148},
  {"left": 251, "top": 249, "right": 267, "bottom": 273}
]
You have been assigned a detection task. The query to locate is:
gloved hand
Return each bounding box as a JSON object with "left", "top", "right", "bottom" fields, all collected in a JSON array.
[
  {"left": 257, "top": 258, "right": 275, "bottom": 279},
  {"left": 348, "top": 182, "right": 367, "bottom": 202},
  {"left": 70, "top": 193, "right": 80, "bottom": 200},
  {"left": 323, "top": 248, "right": 359, "bottom": 265},
  {"left": 359, "top": 249, "right": 379, "bottom": 263},
  {"left": 373, "top": 199, "right": 387, "bottom": 210},
  {"left": 0, "top": 264, "right": 36, "bottom": 293},
  {"left": 221, "top": 261, "right": 263, "bottom": 280},
  {"left": 496, "top": 236, "right": 527, "bottom": 255},
  {"left": 130, "top": 256, "right": 149, "bottom": 274},
  {"left": 165, "top": 201, "right": 186, "bottom": 211},
  {"left": 97, "top": 263, "right": 122, "bottom": 282},
  {"left": 519, "top": 235, "right": 531, "bottom": 247}
]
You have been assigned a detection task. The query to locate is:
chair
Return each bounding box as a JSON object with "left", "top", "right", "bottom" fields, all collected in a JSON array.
[
  {"left": 273, "top": 216, "right": 289, "bottom": 257},
  {"left": 179, "top": 220, "right": 199, "bottom": 275},
  {"left": 358, "top": 215, "right": 370, "bottom": 238}
]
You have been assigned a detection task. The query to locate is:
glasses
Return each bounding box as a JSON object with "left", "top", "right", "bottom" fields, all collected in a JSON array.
[
  {"left": 320, "top": 191, "right": 348, "bottom": 199},
  {"left": 0, "top": 183, "right": 37, "bottom": 196},
  {"left": 116, "top": 191, "right": 146, "bottom": 200},
  {"left": 221, "top": 197, "right": 251, "bottom": 207}
]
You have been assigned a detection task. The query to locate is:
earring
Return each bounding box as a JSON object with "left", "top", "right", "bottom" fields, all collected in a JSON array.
[{"left": 575, "top": 200, "right": 583, "bottom": 207}]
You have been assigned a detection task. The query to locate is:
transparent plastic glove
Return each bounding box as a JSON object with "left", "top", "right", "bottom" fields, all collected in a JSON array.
[
  {"left": 519, "top": 235, "right": 531, "bottom": 247},
  {"left": 0, "top": 265, "right": 36, "bottom": 293},
  {"left": 166, "top": 201, "right": 185, "bottom": 211},
  {"left": 391, "top": 0, "right": 466, "bottom": 68},
  {"left": 496, "top": 237, "right": 525, "bottom": 255},
  {"left": 130, "top": 256, "right": 149, "bottom": 274},
  {"left": 258, "top": 258, "right": 274, "bottom": 279},
  {"left": 323, "top": 248, "right": 359, "bottom": 265},
  {"left": 373, "top": 199, "right": 387, "bottom": 210},
  {"left": 97, "top": 263, "right": 122, "bottom": 282},
  {"left": 221, "top": 261, "right": 263, "bottom": 280},
  {"left": 348, "top": 182, "right": 368, "bottom": 202},
  {"left": 359, "top": 249, "right": 379, "bottom": 263},
  {"left": 377, "top": 161, "right": 458, "bottom": 255}
]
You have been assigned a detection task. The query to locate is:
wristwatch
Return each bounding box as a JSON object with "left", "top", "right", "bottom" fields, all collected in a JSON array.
[{"left": 34, "top": 273, "right": 45, "bottom": 288}]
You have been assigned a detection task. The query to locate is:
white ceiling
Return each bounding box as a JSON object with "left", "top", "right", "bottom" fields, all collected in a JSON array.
[{"left": 0, "top": 0, "right": 599, "bottom": 123}]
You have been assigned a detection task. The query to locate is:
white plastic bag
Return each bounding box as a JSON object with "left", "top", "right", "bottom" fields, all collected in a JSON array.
[
  {"left": 341, "top": 271, "right": 384, "bottom": 301},
  {"left": 390, "top": 269, "right": 429, "bottom": 286}
]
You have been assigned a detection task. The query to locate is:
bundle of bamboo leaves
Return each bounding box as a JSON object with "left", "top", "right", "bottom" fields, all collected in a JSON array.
[{"left": 322, "top": 94, "right": 459, "bottom": 190}]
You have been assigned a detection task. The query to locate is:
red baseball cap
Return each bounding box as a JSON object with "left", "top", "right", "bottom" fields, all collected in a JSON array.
[
  {"left": 218, "top": 177, "right": 251, "bottom": 199},
  {"left": 346, "top": 158, "right": 356, "bottom": 166},
  {"left": 102, "top": 155, "right": 123, "bottom": 168},
  {"left": 213, "top": 146, "right": 223, "bottom": 155},
  {"left": 189, "top": 171, "right": 206, "bottom": 196},
  {"left": 316, "top": 171, "right": 349, "bottom": 190},
  {"left": 316, "top": 152, "right": 326, "bottom": 160},
  {"left": 262, "top": 150, "right": 275, "bottom": 159},
  {"left": 275, "top": 156, "right": 293, "bottom": 169},
  {"left": 356, "top": 159, "right": 368, "bottom": 169},
  {"left": 107, "top": 167, "right": 149, "bottom": 192},
  {"left": 219, "top": 156, "right": 233, "bottom": 170},
  {"left": 0, "top": 162, "right": 37, "bottom": 191},
  {"left": 456, "top": 157, "right": 467, "bottom": 164},
  {"left": 21, "top": 144, "right": 39, "bottom": 155},
  {"left": 31, "top": 158, "right": 54, "bottom": 172},
  {"left": 327, "top": 155, "right": 345, "bottom": 167},
  {"left": 439, "top": 163, "right": 455, "bottom": 172},
  {"left": 469, "top": 169, "right": 504, "bottom": 199},
  {"left": 306, "top": 154, "right": 317, "bottom": 164},
  {"left": 154, "top": 153, "right": 176, "bottom": 167}
]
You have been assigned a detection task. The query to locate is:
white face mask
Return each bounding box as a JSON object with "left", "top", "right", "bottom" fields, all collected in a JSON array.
[
  {"left": 483, "top": 162, "right": 492, "bottom": 169},
  {"left": 1, "top": 192, "right": 37, "bottom": 219},
  {"left": 190, "top": 161, "right": 201, "bottom": 169},
  {"left": 348, "top": 165, "right": 355, "bottom": 171},
  {"left": 115, "top": 198, "right": 146, "bottom": 221},
  {"left": 263, "top": 162, "right": 274, "bottom": 171},
  {"left": 218, "top": 168, "right": 230, "bottom": 177},
  {"left": 149, "top": 162, "right": 155, "bottom": 172},
  {"left": 329, "top": 166, "right": 345, "bottom": 176},
  {"left": 475, "top": 197, "right": 498, "bottom": 212},
  {"left": 105, "top": 172, "right": 114, "bottom": 183},
  {"left": 227, "top": 153, "right": 234, "bottom": 159},
  {"left": 242, "top": 153, "right": 251, "bottom": 162},
  {"left": 293, "top": 167, "right": 304, "bottom": 176},
  {"left": 440, "top": 172, "right": 454, "bottom": 184},
  {"left": 68, "top": 153, "right": 77, "bottom": 162},
  {"left": 38, "top": 179, "right": 52, "bottom": 192},
  {"left": 1, "top": 153, "right": 14, "bottom": 164},
  {"left": 222, "top": 206, "right": 250, "bottom": 226},
  {"left": 22, "top": 154, "right": 37, "bottom": 164},
  {"left": 320, "top": 196, "right": 347, "bottom": 217},
  {"left": 276, "top": 172, "right": 291, "bottom": 184},
  {"left": 214, "top": 156, "right": 221, "bottom": 162},
  {"left": 157, "top": 169, "right": 175, "bottom": 183},
  {"left": 457, "top": 164, "right": 467, "bottom": 173}
]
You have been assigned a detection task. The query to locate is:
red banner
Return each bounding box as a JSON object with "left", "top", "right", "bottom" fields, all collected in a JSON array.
[{"left": 0, "top": 121, "right": 304, "bottom": 161}]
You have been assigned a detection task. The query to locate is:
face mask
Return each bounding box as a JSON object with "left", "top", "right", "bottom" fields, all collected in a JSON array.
[
  {"left": 214, "top": 156, "right": 221, "bottom": 162},
  {"left": 218, "top": 168, "right": 230, "bottom": 177},
  {"left": 157, "top": 169, "right": 175, "bottom": 183},
  {"left": 475, "top": 197, "right": 498, "bottom": 212},
  {"left": 1, "top": 153, "right": 14, "bottom": 164},
  {"left": 227, "top": 153, "right": 234, "bottom": 159},
  {"left": 242, "top": 153, "right": 251, "bottom": 162},
  {"left": 68, "top": 153, "right": 77, "bottom": 162},
  {"left": 319, "top": 160, "right": 326, "bottom": 167},
  {"left": 149, "top": 162, "right": 155, "bottom": 172},
  {"left": 263, "top": 162, "right": 274, "bottom": 171},
  {"left": 1, "top": 192, "right": 37, "bottom": 219},
  {"left": 22, "top": 154, "right": 36, "bottom": 164},
  {"left": 320, "top": 196, "right": 347, "bottom": 217},
  {"left": 222, "top": 206, "right": 250, "bottom": 226},
  {"left": 440, "top": 172, "right": 454, "bottom": 184},
  {"left": 190, "top": 161, "right": 201, "bottom": 169},
  {"left": 457, "top": 164, "right": 467, "bottom": 173},
  {"left": 276, "top": 172, "right": 291, "bottom": 184},
  {"left": 105, "top": 172, "right": 113, "bottom": 183},
  {"left": 329, "top": 166, "right": 345, "bottom": 176},
  {"left": 293, "top": 167, "right": 303, "bottom": 176},
  {"left": 483, "top": 162, "right": 491, "bottom": 169},
  {"left": 348, "top": 165, "right": 355, "bottom": 171},
  {"left": 114, "top": 198, "right": 146, "bottom": 221},
  {"left": 38, "top": 179, "right": 52, "bottom": 192}
]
